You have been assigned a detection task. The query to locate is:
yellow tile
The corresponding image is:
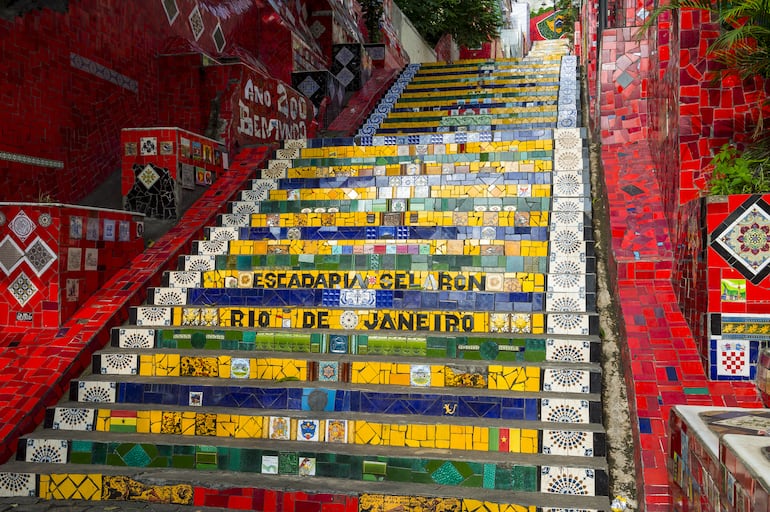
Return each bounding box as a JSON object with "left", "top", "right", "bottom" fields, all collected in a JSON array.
[
  {"left": 139, "top": 354, "right": 154, "bottom": 376},
  {"left": 136, "top": 411, "right": 151, "bottom": 433},
  {"left": 181, "top": 411, "right": 196, "bottom": 436},
  {"left": 522, "top": 429, "right": 538, "bottom": 453}
]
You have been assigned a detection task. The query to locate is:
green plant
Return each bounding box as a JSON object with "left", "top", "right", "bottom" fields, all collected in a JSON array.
[
  {"left": 708, "top": 143, "right": 769, "bottom": 194},
  {"left": 360, "top": 0, "right": 384, "bottom": 43},
  {"left": 395, "top": 0, "right": 503, "bottom": 48}
]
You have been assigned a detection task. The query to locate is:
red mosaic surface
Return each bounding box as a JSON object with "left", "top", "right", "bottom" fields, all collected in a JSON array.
[
  {"left": 0, "top": 1, "right": 325, "bottom": 205},
  {"left": 0, "top": 146, "right": 271, "bottom": 464},
  {"left": 0, "top": 204, "right": 143, "bottom": 328},
  {"left": 120, "top": 128, "right": 226, "bottom": 196},
  {"left": 193, "top": 488, "right": 358, "bottom": 512},
  {"left": 594, "top": 28, "right": 766, "bottom": 510}
]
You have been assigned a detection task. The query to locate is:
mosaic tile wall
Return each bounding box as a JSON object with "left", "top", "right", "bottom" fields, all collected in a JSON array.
[
  {"left": 707, "top": 194, "right": 770, "bottom": 381},
  {"left": 0, "top": 203, "right": 144, "bottom": 328},
  {"left": 121, "top": 127, "right": 227, "bottom": 220}
]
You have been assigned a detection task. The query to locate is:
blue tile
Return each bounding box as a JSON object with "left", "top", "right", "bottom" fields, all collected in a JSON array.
[{"left": 639, "top": 417, "right": 652, "bottom": 434}]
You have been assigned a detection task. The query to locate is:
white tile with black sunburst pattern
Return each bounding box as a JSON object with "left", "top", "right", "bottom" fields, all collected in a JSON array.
[
  {"left": 553, "top": 147, "right": 584, "bottom": 172},
  {"left": 23, "top": 439, "right": 68, "bottom": 464},
  {"left": 547, "top": 313, "right": 591, "bottom": 335},
  {"left": 116, "top": 328, "right": 155, "bottom": 348},
  {"left": 541, "top": 398, "right": 590, "bottom": 424},
  {"left": 195, "top": 238, "right": 229, "bottom": 255},
  {"left": 542, "top": 368, "right": 590, "bottom": 393},
  {"left": 229, "top": 201, "right": 260, "bottom": 216},
  {"left": 220, "top": 213, "right": 251, "bottom": 227},
  {"left": 546, "top": 291, "right": 586, "bottom": 313},
  {"left": 77, "top": 381, "right": 116, "bottom": 403},
  {"left": 52, "top": 407, "right": 96, "bottom": 431},
  {"left": 553, "top": 128, "right": 582, "bottom": 151},
  {"left": 552, "top": 171, "right": 587, "bottom": 197},
  {"left": 540, "top": 466, "right": 596, "bottom": 496},
  {"left": 99, "top": 353, "right": 139, "bottom": 375},
  {"left": 182, "top": 255, "right": 216, "bottom": 272},
  {"left": 0, "top": 472, "right": 36, "bottom": 497},
  {"left": 151, "top": 287, "right": 186, "bottom": 306},
  {"left": 275, "top": 147, "right": 300, "bottom": 159},
  {"left": 134, "top": 306, "right": 171, "bottom": 326},
  {"left": 207, "top": 226, "right": 239, "bottom": 241},
  {"left": 541, "top": 429, "right": 594, "bottom": 457},
  {"left": 166, "top": 271, "right": 202, "bottom": 288},
  {"left": 546, "top": 339, "right": 592, "bottom": 363}
]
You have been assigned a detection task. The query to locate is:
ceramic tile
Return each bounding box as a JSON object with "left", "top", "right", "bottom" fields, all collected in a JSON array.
[
  {"left": 545, "top": 339, "right": 592, "bottom": 363},
  {"left": 540, "top": 398, "right": 589, "bottom": 424},
  {"left": 151, "top": 287, "right": 186, "bottom": 305},
  {"left": 23, "top": 439, "right": 68, "bottom": 464},
  {"left": 182, "top": 255, "right": 216, "bottom": 271},
  {"left": 115, "top": 328, "right": 155, "bottom": 348},
  {"left": 166, "top": 271, "right": 202, "bottom": 288},
  {"left": 135, "top": 306, "right": 172, "bottom": 326},
  {"left": 542, "top": 429, "right": 594, "bottom": 457},
  {"left": 540, "top": 466, "right": 595, "bottom": 495},
  {"left": 0, "top": 473, "right": 36, "bottom": 497},
  {"left": 51, "top": 408, "right": 96, "bottom": 431},
  {"left": 77, "top": 381, "right": 117, "bottom": 403},
  {"left": 99, "top": 353, "right": 139, "bottom": 375}
]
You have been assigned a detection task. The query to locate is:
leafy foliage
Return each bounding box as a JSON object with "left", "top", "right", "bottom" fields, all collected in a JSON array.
[
  {"left": 395, "top": 0, "right": 503, "bottom": 49},
  {"left": 709, "top": 144, "right": 769, "bottom": 194},
  {"left": 360, "top": 0, "right": 385, "bottom": 43}
]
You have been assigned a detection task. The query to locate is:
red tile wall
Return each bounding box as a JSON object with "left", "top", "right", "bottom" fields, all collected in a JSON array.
[
  {"left": 0, "top": 204, "right": 143, "bottom": 328},
  {"left": 0, "top": 0, "right": 327, "bottom": 205}
]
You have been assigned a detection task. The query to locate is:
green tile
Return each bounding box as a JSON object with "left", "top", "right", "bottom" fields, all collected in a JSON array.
[
  {"left": 69, "top": 452, "right": 92, "bottom": 465},
  {"left": 278, "top": 452, "right": 299, "bottom": 475}
]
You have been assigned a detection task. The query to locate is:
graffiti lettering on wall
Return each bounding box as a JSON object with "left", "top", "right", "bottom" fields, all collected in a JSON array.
[{"left": 236, "top": 76, "right": 310, "bottom": 143}]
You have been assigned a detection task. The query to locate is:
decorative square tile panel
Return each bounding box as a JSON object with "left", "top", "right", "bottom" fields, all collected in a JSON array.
[
  {"left": 9, "top": 210, "right": 35, "bottom": 242},
  {"left": 9, "top": 271, "right": 38, "bottom": 307},
  {"left": 716, "top": 338, "right": 750, "bottom": 377},
  {"left": 0, "top": 235, "right": 24, "bottom": 275},
  {"left": 183, "top": 255, "right": 216, "bottom": 271},
  {"left": 262, "top": 455, "right": 278, "bottom": 474},
  {"left": 139, "top": 137, "right": 157, "bottom": 156},
  {"left": 546, "top": 339, "right": 592, "bottom": 363},
  {"left": 297, "top": 419, "right": 320, "bottom": 441},
  {"left": 541, "top": 398, "right": 590, "bottom": 423},
  {"left": 410, "top": 364, "right": 431, "bottom": 386},
  {"left": 326, "top": 419, "right": 348, "bottom": 443},
  {"left": 152, "top": 287, "right": 186, "bottom": 306},
  {"left": 77, "top": 381, "right": 116, "bottom": 403},
  {"left": 0, "top": 472, "right": 36, "bottom": 497},
  {"left": 24, "top": 439, "right": 68, "bottom": 464},
  {"left": 711, "top": 197, "right": 770, "bottom": 284},
  {"left": 268, "top": 416, "right": 290, "bottom": 440},
  {"left": 318, "top": 361, "right": 339, "bottom": 382},
  {"left": 542, "top": 429, "right": 593, "bottom": 456},
  {"left": 52, "top": 408, "right": 96, "bottom": 431},
  {"left": 137, "top": 164, "right": 160, "bottom": 189}
]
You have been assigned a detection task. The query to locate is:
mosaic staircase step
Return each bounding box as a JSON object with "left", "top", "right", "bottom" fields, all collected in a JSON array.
[
  {"left": 127, "top": 304, "right": 599, "bottom": 336},
  {"left": 11, "top": 435, "right": 610, "bottom": 508},
  {"left": 67, "top": 378, "right": 603, "bottom": 422},
  {"left": 43, "top": 403, "right": 607, "bottom": 459},
  {"left": 112, "top": 327, "right": 603, "bottom": 364},
  {"left": 234, "top": 196, "right": 589, "bottom": 217},
  {"left": 388, "top": 100, "right": 558, "bottom": 112},
  {"left": 17, "top": 429, "right": 607, "bottom": 472},
  {"left": 91, "top": 350, "right": 602, "bottom": 395},
  {"left": 0, "top": 461, "right": 612, "bottom": 512}
]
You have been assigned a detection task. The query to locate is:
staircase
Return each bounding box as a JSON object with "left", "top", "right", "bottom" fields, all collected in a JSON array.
[{"left": 0, "top": 41, "right": 611, "bottom": 511}]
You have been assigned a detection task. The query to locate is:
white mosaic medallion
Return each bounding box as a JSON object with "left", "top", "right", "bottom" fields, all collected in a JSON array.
[
  {"left": 546, "top": 339, "right": 592, "bottom": 363},
  {"left": 547, "top": 313, "right": 591, "bottom": 335},
  {"left": 183, "top": 255, "right": 216, "bottom": 271},
  {"left": 8, "top": 210, "right": 35, "bottom": 242},
  {"left": 152, "top": 287, "right": 186, "bottom": 306}
]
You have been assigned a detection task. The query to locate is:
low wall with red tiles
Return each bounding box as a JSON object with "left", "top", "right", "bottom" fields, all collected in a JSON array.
[
  {"left": 0, "top": 146, "right": 272, "bottom": 464},
  {"left": 0, "top": 204, "right": 144, "bottom": 329}
]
